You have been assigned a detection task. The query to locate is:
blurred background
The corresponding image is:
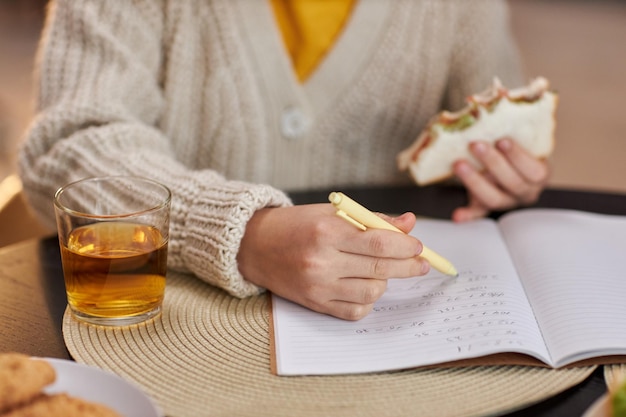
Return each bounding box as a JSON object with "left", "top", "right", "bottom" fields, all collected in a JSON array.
[{"left": 1, "top": 0, "right": 625, "bottom": 243}]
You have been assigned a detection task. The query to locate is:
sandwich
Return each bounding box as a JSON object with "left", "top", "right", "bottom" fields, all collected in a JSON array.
[{"left": 397, "top": 77, "right": 558, "bottom": 186}]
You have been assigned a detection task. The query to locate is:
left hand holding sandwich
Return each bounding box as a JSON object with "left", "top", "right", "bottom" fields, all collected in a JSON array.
[
  {"left": 451, "top": 137, "right": 550, "bottom": 222},
  {"left": 397, "top": 77, "right": 556, "bottom": 222}
]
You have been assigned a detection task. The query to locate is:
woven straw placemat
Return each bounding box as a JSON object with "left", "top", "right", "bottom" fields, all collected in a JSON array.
[
  {"left": 605, "top": 364, "right": 626, "bottom": 389},
  {"left": 63, "top": 271, "right": 595, "bottom": 417}
]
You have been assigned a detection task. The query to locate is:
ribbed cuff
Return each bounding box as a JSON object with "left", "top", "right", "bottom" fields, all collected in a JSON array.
[{"left": 178, "top": 180, "right": 292, "bottom": 298}]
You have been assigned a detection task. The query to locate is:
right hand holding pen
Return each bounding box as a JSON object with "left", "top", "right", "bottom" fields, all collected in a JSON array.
[{"left": 237, "top": 204, "right": 430, "bottom": 320}]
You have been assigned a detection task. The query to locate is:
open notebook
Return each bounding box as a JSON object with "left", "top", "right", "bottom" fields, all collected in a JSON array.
[{"left": 270, "top": 208, "right": 626, "bottom": 376}]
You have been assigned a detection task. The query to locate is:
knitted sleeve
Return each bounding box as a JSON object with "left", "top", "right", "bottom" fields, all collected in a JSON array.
[
  {"left": 443, "top": 1, "right": 525, "bottom": 111},
  {"left": 18, "top": 0, "right": 292, "bottom": 298}
]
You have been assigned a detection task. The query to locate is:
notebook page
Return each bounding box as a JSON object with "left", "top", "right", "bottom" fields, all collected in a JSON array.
[
  {"left": 498, "top": 209, "right": 626, "bottom": 367},
  {"left": 272, "top": 218, "right": 550, "bottom": 376}
]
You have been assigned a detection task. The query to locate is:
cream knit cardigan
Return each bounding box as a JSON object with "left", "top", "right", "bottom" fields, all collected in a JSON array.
[{"left": 19, "top": 0, "right": 523, "bottom": 297}]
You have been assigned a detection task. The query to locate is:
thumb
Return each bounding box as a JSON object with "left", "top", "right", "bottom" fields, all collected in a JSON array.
[{"left": 452, "top": 202, "right": 489, "bottom": 223}]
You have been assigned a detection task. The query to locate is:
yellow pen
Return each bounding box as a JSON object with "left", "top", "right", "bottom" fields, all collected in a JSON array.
[{"left": 328, "top": 192, "right": 459, "bottom": 277}]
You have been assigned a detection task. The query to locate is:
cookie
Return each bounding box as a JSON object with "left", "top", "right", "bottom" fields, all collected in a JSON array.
[
  {"left": 0, "top": 353, "right": 56, "bottom": 413},
  {"left": 1, "top": 393, "right": 122, "bottom": 417}
]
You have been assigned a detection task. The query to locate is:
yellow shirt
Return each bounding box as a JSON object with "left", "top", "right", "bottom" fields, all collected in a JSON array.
[{"left": 270, "top": 0, "right": 356, "bottom": 82}]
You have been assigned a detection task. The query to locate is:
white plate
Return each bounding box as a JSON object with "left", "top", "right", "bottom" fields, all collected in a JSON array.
[{"left": 37, "top": 357, "right": 163, "bottom": 417}]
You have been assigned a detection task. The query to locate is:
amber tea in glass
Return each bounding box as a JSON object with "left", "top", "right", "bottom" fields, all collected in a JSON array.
[{"left": 54, "top": 176, "right": 171, "bottom": 326}]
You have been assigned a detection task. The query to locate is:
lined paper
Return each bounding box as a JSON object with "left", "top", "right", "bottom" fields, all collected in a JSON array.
[
  {"left": 272, "top": 219, "right": 550, "bottom": 375},
  {"left": 499, "top": 209, "right": 626, "bottom": 367}
]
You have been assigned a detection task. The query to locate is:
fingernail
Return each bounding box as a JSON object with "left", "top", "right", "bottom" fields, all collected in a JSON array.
[
  {"left": 497, "top": 138, "right": 512, "bottom": 152},
  {"left": 454, "top": 161, "right": 471, "bottom": 177},
  {"left": 415, "top": 241, "right": 423, "bottom": 256},
  {"left": 471, "top": 142, "right": 488, "bottom": 156}
]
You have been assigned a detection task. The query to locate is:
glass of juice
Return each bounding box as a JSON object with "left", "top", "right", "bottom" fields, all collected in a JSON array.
[{"left": 54, "top": 176, "right": 171, "bottom": 326}]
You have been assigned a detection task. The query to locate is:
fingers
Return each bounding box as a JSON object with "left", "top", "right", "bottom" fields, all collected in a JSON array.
[
  {"left": 451, "top": 199, "right": 489, "bottom": 223},
  {"left": 297, "top": 249, "right": 428, "bottom": 320},
  {"left": 296, "top": 223, "right": 429, "bottom": 320},
  {"left": 378, "top": 211, "right": 417, "bottom": 234},
  {"left": 312, "top": 299, "right": 376, "bottom": 321},
  {"left": 495, "top": 138, "right": 550, "bottom": 184},
  {"left": 453, "top": 139, "right": 549, "bottom": 217},
  {"left": 472, "top": 140, "right": 540, "bottom": 198},
  {"left": 336, "top": 250, "right": 431, "bottom": 281},
  {"left": 335, "top": 224, "right": 423, "bottom": 261},
  {"left": 294, "top": 267, "right": 421, "bottom": 321},
  {"left": 454, "top": 159, "right": 517, "bottom": 209},
  {"left": 240, "top": 204, "right": 431, "bottom": 321},
  {"left": 323, "top": 277, "right": 387, "bottom": 320},
  {"left": 287, "top": 269, "right": 389, "bottom": 321},
  {"left": 301, "top": 277, "right": 387, "bottom": 321},
  {"left": 324, "top": 220, "right": 430, "bottom": 280}
]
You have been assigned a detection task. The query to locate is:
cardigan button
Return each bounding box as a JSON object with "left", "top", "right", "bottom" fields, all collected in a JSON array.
[{"left": 281, "top": 107, "right": 309, "bottom": 140}]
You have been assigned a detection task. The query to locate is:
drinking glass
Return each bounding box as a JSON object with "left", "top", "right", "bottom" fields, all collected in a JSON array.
[{"left": 54, "top": 176, "right": 171, "bottom": 326}]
